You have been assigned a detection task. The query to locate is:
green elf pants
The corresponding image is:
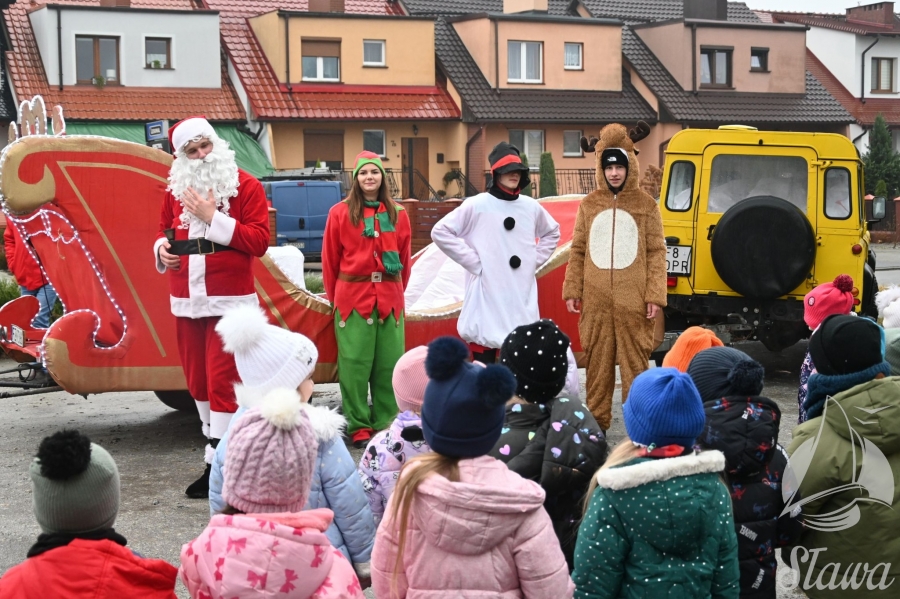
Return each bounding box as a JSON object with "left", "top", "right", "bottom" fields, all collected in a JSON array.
[{"left": 334, "top": 308, "right": 404, "bottom": 434}]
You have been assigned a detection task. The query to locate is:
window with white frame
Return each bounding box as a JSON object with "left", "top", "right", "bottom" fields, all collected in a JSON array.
[
  {"left": 509, "top": 129, "right": 544, "bottom": 168},
  {"left": 302, "top": 39, "right": 341, "bottom": 82},
  {"left": 872, "top": 57, "right": 894, "bottom": 92},
  {"left": 563, "top": 130, "right": 583, "bottom": 156},
  {"left": 363, "top": 130, "right": 386, "bottom": 156},
  {"left": 564, "top": 43, "right": 582, "bottom": 70},
  {"left": 363, "top": 40, "right": 385, "bottom": 66},
  {"left": 508, "top": 41, "right": 542, "bottom": 83}
]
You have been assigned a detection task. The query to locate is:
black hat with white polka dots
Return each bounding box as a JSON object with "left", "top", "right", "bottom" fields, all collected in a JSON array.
[{"left": 499, "top": 319, "right": 570, "bottom": 404}]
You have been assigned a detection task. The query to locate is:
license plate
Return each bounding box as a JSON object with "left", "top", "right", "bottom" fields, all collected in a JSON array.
[
  {"left": 667, "top": 245, "right": 691, "bottom": 275},
  {"left": 11, "top": 324, "right": 24, "bottom": 347},
  {"left": 284, "top": 241, "right": 305, "bottom": 249}
]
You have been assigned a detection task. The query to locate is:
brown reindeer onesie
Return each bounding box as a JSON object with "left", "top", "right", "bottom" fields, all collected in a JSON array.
[{"left": 562, "top": 123, "right": 667, "bottom": 430}]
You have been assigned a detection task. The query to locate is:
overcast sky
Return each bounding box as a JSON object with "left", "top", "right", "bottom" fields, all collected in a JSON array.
[{"left": 746, "top": 0, "right": 860, "bottom": 12}]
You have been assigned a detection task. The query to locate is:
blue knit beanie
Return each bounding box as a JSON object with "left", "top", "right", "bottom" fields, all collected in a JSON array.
[
  {"left": 422, "top": 337, "right": 517, "bottom": 458},
  {"left": 624, "top": 368, "right": 706, "bottom": 448}
]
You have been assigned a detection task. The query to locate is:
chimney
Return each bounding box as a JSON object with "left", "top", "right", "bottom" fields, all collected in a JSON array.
[
  {"left": 503, "top": 0, "right": 548, "bottom": 14},
  {"left": 309, "top": 0, "right": 344, "bottom": 12},
  {"left": 846, "top": 2, "right": 895, "bottom": 27},
  {"left": 683, "top": 0, "right": 727, "bottom": 20},
  {"left": 99, "top": 0, "right": 131, "bottom": 6}
]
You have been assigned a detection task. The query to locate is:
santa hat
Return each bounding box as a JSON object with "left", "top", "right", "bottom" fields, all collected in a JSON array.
[{"left": 168, "top": 116, "right": 216, "bottom": 153}]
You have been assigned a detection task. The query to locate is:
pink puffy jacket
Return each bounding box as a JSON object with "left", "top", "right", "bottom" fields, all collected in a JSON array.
[
  {"left": 179, "top": 509, "right": 363, "bottom": 599},
  {"left": 371, "top": 455, "right": 574, "bottom": 599}
]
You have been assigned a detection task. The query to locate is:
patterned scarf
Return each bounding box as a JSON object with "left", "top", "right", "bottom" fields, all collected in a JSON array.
[{"left": 362, "top": 201, "right": 401, "bottom": 275}]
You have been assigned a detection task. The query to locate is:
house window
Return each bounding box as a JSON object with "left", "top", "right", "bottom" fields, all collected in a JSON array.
[
  {"left": 750, "top": 47, "right": 768, "bottom": 72},
  {"left": 363, "top": 40, "right": 385, "bottom": 67},
  {"left": 304, "top": 131, "right": 344, "bottom": 170},
  {"left": 509, "top": 129, "right": 543, "bottom": 168},
  {"left": 563, "top": 130, "right": 583, "bottom": 157},
  {"left": 508, "top": 41, "right": 542, "bottom": 83},
  {"left": 700, "top": 47, "right": 731, "bottom": 87},
  {"left": 145, "top": 38, "right": 171, "bottom": 69},
  {"left": 872, "top": 57, "right": 894, "bottom": 92},
  {"left": 75, "top": 36, "right": 119, "bottom": 85},
  {"left": 363, "top": 130, "right": 386, "bottom": 156},
  {"left": 302, "top": 39, "right": 340, "bottom": 82},
  {"left": 564, "top": 42, "right": 582, "bottom": 70}
]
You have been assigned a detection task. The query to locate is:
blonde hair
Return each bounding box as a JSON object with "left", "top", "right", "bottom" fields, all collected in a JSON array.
[
  {"left": 583, "top": 436, "right": 642, "bottom": 515},
  {"left": 386, "top": 452, "right": 461, "bottom": 598}
]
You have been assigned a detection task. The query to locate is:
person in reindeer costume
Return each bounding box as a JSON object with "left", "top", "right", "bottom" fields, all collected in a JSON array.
[
  {"left": 153, "top": 116, "right": 270, "bottom": 498},
  {"left": 562, "top": 122, "right": 667, "bottom": 431}
]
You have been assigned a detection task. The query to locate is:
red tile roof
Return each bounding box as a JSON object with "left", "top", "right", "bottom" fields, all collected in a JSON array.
[
  {"left": 773, "top": 11, "right": 900, "bottom": 36},
  {"left": 4, "top": 0, "right": 246, "bottom": 121},
  {"left": 806, "top": 49, "right": 900, "bottom": 126},
  {"left": 205, "top": 0, "right": 458, "bottom": 120}
]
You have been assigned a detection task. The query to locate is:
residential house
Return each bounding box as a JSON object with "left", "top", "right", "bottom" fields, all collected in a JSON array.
[
  {"left": 769, "top": 2, "right": 900, "bottom": 153},
  {"left": 2, "top": 0, "right": 271, "bottom": 176}
]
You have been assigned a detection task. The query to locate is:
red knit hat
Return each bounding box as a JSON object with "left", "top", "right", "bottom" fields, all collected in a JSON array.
[
  {"left": 662, "top": 327, "right": 724, "bottom": 372},
  {"left": 804, "top": 274, "right": 854, "bottom": 330}
]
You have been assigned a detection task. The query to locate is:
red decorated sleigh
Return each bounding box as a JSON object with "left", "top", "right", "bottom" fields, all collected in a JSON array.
[{"left": 0, "top": 98, "right": 588, "bottom": 407}]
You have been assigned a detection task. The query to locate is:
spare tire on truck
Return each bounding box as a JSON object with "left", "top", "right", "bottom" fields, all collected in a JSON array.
[
  {"left": 711, "top": 196, "right": 815, "bottom": 300},
  {"left": 154, "top": 391, "right": 197, "bottom": 412}
]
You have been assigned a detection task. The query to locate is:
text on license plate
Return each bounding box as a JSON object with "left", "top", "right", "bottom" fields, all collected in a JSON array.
[
  {"left": 11, "top": 324, "right": 24, "bottom": 347},
  {"left": 667, "top": 245, "right": 691, "bottom": 275},
  {"left": 285, "top": 241, "right": 306, "bottom": 249}
]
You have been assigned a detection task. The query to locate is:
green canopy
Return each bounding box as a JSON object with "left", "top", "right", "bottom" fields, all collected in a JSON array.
[{"left": 65, "top": 122, "right": 273, "bottom": 179}]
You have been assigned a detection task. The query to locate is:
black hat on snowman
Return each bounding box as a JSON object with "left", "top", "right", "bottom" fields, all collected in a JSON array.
[
  {"left": 600, "top": 147, "right": 629, "bottom": 193},
  {"left": 489, "top": 142, "right": 532, "bottom": 197}
]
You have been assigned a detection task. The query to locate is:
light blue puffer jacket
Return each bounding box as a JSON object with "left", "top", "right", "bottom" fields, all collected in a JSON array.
[{"left": 210, "top": 396, "right": 376, "bottom": 576}]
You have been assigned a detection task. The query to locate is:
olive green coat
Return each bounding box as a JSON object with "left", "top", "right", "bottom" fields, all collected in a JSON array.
[{"left": 573, "top": 451, "right": 739, "bottom": 599}]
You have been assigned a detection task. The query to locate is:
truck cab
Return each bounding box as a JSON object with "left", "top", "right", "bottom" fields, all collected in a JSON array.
[{"left": 264, "top": 179, "right": 342, "bottom": 261}]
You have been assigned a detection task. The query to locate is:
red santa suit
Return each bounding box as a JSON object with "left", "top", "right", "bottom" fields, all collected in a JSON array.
[{"left": 153, "top": 168, "right": 269, "bottom": 438}]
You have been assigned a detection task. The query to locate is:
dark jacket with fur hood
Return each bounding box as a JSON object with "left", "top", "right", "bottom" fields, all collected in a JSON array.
[
  {"left": 489, "top": 396, "right": 607, "bottom": 569},
  {"left": 700, "top": 395, "right": 804, "bottom": 599}
]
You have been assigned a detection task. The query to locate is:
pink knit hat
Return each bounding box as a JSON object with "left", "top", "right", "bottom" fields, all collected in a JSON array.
[
  {"left": 223, "top": 389, "right": 318, "bottom": 514},
  {"left": 392, "top": 346, "right": 429, "bottom": 413},
  {"left": 804, "top": 275, "right": 854, "bottom": 330}
]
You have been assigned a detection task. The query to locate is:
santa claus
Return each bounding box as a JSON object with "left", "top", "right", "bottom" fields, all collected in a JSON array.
[{"left": 153, "top": 116, "right": 269, "bottom": 498}]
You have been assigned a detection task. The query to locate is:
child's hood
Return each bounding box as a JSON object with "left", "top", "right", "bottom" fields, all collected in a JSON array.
[
  {"left": 183, "top": 509, "right": 338, "bottom": 598},
  {"left": 412, "top": 456, "right": 545, "bottom": 554},
  {"left": 596, "top": 451, "right": 726, "bottom": 556},
  {"left": 701, "top": 395, "right": 780, "bottom": 477}
]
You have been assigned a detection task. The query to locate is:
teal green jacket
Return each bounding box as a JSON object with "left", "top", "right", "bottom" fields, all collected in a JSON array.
[{"left": 573, "top": 451, "right": 739, "bottom": 599}]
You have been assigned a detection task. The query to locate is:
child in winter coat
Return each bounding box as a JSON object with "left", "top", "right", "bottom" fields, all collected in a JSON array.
[
  {"left": 688, "top": 347, "right": 804, "bottom": 599},
  {"left": 798, "top": 274, "right": 854, "bottom": 423},
  {"left": 786, "top": 314, "right": 900, "bottom": 596},
  {"left": 488, "top": 319, "right": 607, "bottom": 569},
  {"left": 661, "top": 325, "right": 724, "bottom": 371},
  {"left": 358, "top": 346, "right": 431, "bottom": 525},
  {"left": 573, "top": 368, "right": 740, "bottom": 599},
  {"left": 208, "top": 305, "right": 375, "bottom": 582},
  {"left": 0, "top": 430, "right": 177, "bottom": 599},
  {"left": 372, "top": 336, "right": 575, "bottom": 598},
  {"left": 180, "top": 389, "right": 364, "bottom": 599}
]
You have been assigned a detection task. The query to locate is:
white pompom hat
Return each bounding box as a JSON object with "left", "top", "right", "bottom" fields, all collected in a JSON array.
[
  {"left": 876, "top": 285, "right": 900, "bottom": 329},
  {"left": 215, "top": 305, "right": 318, "bottom": 394}
]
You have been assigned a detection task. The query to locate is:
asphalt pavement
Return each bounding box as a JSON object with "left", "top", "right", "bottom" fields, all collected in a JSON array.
[{"left": 873, "top": 241, "right": 900, "bottom": 287}]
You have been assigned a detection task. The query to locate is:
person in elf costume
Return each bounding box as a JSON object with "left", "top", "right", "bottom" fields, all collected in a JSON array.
[
  {"left": 322, "top": 151, "right": 412, "bottom": 448},
  {"left": 154, "top": 116, "right": 270, "bottom": 498},
  {"left": 562, "top": 122, "right": 667, "bottom": 431},
  {"left": 431, "top": 142, "right": 560, "bottom": 363}
]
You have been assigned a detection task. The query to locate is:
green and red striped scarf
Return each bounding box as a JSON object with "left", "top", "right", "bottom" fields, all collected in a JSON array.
[{"left": 362, "top": 201, "right": 402, "bottom": 275}]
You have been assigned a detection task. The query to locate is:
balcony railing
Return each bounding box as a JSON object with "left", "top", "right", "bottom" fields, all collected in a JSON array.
[{"left": 484, "top": 169, "right": 595, "bottom": 197}]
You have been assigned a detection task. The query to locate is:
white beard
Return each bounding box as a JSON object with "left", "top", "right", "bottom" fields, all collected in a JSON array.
[{"left": 167, "top": 135, "right": 240, "bottom": 229}]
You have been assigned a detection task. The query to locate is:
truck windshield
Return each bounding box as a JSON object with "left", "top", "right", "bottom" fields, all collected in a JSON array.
[{"left": 707, "top": 154, "right": 808, "bottom": 214}]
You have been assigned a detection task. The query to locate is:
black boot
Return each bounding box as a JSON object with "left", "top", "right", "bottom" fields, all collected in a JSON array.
[{"left": 185, "top": 438, "right": 218, "bottom": 499}]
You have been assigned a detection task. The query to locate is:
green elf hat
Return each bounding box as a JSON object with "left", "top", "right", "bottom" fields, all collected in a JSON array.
[{"left": 353, "top": 150, "right": 385, "bottom": 179}]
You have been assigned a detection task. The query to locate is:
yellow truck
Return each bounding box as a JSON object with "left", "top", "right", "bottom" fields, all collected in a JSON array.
[{"left": 656, "top": 126, "right": 885, "bottom": 353}]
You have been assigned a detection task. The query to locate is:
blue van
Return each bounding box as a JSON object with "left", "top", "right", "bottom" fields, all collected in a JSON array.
[{"left": 265, "top": 180, "right": 342, "bottom": 261}]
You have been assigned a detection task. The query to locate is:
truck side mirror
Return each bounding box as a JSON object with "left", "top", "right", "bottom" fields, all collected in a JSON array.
[{"left": 872, "top": 196, "right": 886, "bottom": 221}]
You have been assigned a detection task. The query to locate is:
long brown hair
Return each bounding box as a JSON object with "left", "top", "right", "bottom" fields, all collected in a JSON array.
[
  {"left": 583, "top": 436, "right": 642, "bottom": 515},
  {"left": 386, "top": 452, "right": 461, "bottom": 598},
  {"left": 346, "top": 173, "right": 397, "bottom": 228}
]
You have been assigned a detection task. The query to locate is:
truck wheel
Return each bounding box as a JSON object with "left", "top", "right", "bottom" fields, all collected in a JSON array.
[
  {"left": 154, "top": 391, "right": 197, "bottom": 412},
  {"left": 711, "top": 196, "right": 815, "bottom": 300}
]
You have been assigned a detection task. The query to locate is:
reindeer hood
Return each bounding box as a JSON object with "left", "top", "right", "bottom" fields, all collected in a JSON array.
[{"left": 583, "top": 122, "right": 650, "bottom": 194}]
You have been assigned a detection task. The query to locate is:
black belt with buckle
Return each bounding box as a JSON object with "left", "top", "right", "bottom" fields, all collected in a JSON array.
[{"left": 168, "top": 238, "right": 233, "bottom": 256}]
